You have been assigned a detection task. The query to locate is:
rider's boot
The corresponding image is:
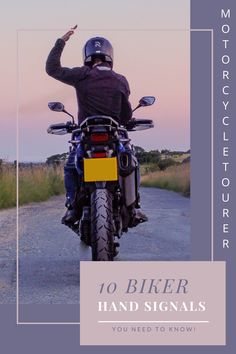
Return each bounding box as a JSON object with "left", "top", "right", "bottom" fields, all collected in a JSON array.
[
  {"left": 61, "top": 197, "right": 78, "bottom": 225},
  {"left": 133, "top": 209, "right": 148, "bottom": 226},
  {"left": 62, "top": 162, "right": 80, "bottom": 225},
  {"left": 129, "top": 206, "right": 148, "bottom": 228}
]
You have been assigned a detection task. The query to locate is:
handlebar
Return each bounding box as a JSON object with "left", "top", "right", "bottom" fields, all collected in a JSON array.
[
  {"left": 47, "top": 118, "right": 154, "bottom": 135},
  {"left": 47, "top": 122, "right": 78, "bottom": 134},
  {"left": 125, "top": 118, "right": 154, "bottom": 131},
  {"left": 49, "top": 123, "right": 68, "bottom": 130}
]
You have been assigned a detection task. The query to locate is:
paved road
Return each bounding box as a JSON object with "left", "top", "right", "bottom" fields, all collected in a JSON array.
[{"left": 0, "top": 188, "right": 190, "bottom": 304}]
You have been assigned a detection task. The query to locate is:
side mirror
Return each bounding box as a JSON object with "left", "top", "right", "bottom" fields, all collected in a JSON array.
[
  {"left": 48, "top": 102, "right": 65, "bottom": 112},
  {"left": 132, "top": 96, "right": 156, "bottom": 112},
  {"left": 139, "top": 96, "right": 156, "bottom": 107},
  {"left": 48, "top": 101, "right": 76, "bottom": 125}
]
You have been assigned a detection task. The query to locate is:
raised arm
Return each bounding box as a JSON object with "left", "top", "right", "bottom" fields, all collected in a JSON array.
[{"left": 45, "top": 27, "right": 80, "bottom": 86}]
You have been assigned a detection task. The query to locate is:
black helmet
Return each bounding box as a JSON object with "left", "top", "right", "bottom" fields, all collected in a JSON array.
[{"left": 83, "top": 37, "right": 113, "bottom": 67}]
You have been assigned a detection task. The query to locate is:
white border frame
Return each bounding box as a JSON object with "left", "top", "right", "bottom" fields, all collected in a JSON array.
[{"left": 16, "top": 28, "right": 213, "bottom": 325}]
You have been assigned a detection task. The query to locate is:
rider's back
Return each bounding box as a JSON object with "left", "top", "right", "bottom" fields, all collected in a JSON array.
[
  {"left": 74, "top": 63, "right": 131, "bottom": 124},
  {"left": 46, "top": 38, "right": 132, "bottom": 125}
]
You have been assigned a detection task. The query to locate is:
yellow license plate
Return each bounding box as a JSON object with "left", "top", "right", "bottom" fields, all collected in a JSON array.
[{"left": 83, "top": 157, "right": 118, "bottom": 182}]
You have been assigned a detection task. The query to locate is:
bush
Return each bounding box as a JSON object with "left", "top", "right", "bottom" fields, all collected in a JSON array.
[
  {"left": 158, "top": 158, "right": 177, "bottom": 171},
  {"left": 136, "top": 150, "right": 161, "bottom": 164},
  {"left": 140, "top": 163, "right": 160, "bottom": 176},
  {"left": 46, "top": 153, "right": 68, "bottom": 165}
]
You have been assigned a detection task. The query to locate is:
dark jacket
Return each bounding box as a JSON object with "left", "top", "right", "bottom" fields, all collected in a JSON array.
[{"left": 46, "top": 39, "right": 132, "bottom": 125}]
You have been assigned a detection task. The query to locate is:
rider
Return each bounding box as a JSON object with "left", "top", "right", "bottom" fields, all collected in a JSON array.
[{"left": 46, "top": 27, "right": 147, "bottom": 227}]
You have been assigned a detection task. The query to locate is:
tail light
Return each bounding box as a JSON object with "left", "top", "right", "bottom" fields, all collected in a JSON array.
[
  {"left": 90, "top": 133, "right": 109, "bottom": 142},
  {"left": 92, "top": 152, "right": 107, "bottom": 158}
]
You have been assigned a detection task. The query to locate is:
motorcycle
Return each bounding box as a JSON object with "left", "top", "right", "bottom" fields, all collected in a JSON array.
[{"left": 47, "top": 96, "right": 155, "bottom": 261}]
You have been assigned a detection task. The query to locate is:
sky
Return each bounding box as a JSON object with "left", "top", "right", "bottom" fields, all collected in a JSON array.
[{"left": 0, "top": 0, "right": 190, "bottom": 162}]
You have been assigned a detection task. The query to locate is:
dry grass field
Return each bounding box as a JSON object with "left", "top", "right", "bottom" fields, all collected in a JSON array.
[
  {"left": 0, "top": 164, "right": 64, "bottom": 209},
  {"left": 141, "top": 162, "right": 190, "bottom": 196}
]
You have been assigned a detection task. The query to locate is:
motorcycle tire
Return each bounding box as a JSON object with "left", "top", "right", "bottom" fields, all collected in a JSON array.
[{"left": 91, "top": 189, "right": 114, "bottom": 261}]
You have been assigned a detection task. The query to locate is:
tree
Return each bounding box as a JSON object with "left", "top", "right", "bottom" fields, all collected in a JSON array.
[
  {"left": 46, "top": 153, "right": 68, "bottom": 165},
  {"left": 161, "top": 149, "right": 170, "bottom": 155},
  {"left": 134, "top": 146, "right": 145, "bottom": 154}
]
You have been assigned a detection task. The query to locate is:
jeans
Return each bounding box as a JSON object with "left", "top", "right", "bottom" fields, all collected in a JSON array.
[{"left": 64, "top": 147, "right": 80, "bottom": 206}]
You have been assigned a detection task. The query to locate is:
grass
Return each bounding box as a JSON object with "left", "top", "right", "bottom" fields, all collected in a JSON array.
[
  {"left": 0, "top": 164, "right": 17, "bottom": 209},
  {"left": 0, "top": 159, "right": 190, "bottom": 210},
  {"left": 170, "top": 153, "right": 190, "bottom": 163},
  {"left": 0, "top": 164, "right": 65, "bottom": 209},
  {"left": 141, "top": 163, "right": 190, "bottom": 197},
  {"left": 140, "top": 163, "right": 160, "bottom": 176}
]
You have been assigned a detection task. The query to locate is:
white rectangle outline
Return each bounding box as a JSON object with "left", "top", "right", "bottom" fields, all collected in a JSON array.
[{"left": 16, "top": 28, "right": 214, "bottom": 325}]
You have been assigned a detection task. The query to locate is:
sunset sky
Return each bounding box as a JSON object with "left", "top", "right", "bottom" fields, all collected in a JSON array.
[{"left": 0, "top": 0, "right": 190, "bottom": 162}]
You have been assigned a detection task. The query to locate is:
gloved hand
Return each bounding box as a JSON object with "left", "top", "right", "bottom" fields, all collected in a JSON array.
[
  {"left": 125, "top": 118, "right": 136, "bottom": 130},
  {"left": 61, "top": 25, "right": 78, "bottom": 42}
]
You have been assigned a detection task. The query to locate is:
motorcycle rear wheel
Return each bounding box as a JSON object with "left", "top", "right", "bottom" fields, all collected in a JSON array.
[{"left": 91, "top": 189, "right": 114, "bottom": 261}]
